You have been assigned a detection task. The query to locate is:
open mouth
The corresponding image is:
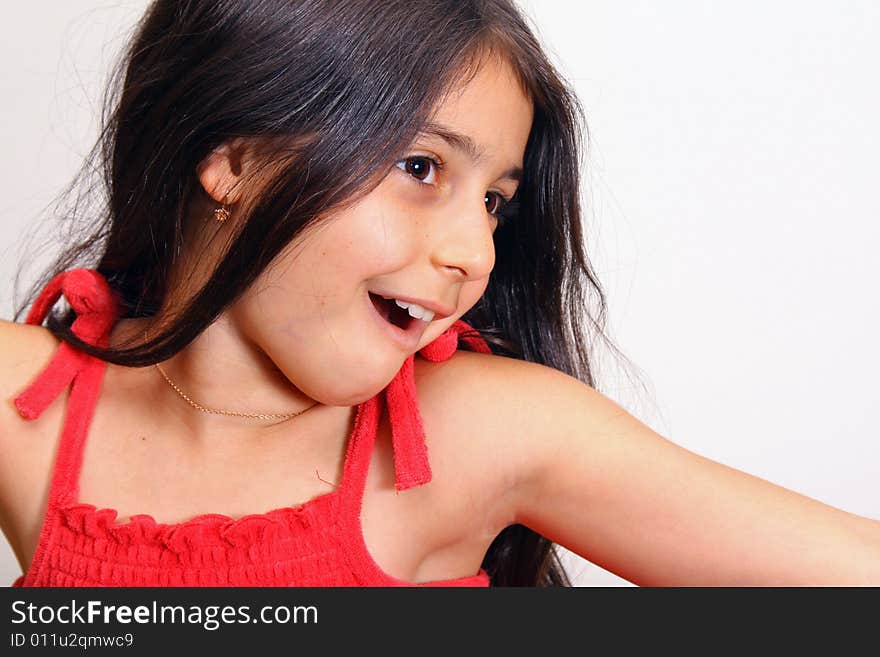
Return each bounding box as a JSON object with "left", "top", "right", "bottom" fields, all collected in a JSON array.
[{"left": 368, "top": 292, "right": 419, "bottom": 331}]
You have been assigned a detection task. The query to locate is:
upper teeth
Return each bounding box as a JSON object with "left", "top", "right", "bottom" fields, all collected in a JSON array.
[{"left": 382, "top": 296, "right": 435, "bottom": 322}]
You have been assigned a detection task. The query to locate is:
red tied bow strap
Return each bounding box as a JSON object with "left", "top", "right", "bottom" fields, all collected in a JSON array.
[
  {"left": 14, "top": 268, "right": 120, "bottom": 421},
  {"left": 383, "top": 319, "right": 492, "bottom": 492}
]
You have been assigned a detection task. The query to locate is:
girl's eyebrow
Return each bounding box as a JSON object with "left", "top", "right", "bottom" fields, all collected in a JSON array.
[{"left": 419, "top": 121, "right": 523, "bottom": 184}]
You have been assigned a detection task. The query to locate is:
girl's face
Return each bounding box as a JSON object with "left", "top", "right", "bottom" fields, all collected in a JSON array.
[{"left": 227, "top": 56, "right": 533, "bottom": 407}]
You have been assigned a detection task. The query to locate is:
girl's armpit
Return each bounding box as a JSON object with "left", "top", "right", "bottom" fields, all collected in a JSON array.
[{"left": 485, "top": 357, "right": 880, "bottom": 586}]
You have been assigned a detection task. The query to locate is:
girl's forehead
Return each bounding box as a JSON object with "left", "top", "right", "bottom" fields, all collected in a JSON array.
[
  {"left": 438, "top": 55, "right": 530, "bottom": 112},
  {"left": 426, "top": 58, "right": 533, "bottom": 161}
]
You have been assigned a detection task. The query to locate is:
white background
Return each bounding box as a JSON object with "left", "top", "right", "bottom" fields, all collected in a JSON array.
[{"left": 1, "top": 1, "right": 878, "bottom": 586}]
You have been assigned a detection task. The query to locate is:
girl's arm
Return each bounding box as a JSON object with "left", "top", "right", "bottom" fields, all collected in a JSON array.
[{"left": 489, "top": 357, "right": 880, "bottom": 585}]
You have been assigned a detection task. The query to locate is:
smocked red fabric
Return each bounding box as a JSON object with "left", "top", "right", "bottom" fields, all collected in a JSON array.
[{"left": 11, "top": 268, "right": 492, "bottom": 587}]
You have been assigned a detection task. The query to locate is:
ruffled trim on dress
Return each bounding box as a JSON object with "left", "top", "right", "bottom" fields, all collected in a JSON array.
[{"left": 58, "top": 493, "right": 339, "bottom": 553}]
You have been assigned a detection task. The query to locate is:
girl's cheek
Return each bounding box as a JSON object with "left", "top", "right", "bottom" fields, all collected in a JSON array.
[{"left": 387, "top": 171, "right": 437, "bottom": 207}]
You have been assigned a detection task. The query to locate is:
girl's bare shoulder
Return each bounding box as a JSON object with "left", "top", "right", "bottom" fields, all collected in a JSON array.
[
  {"left": 0, "top": 319, "right": 66, "bottom": 560},
  {"left": 412, "top": 349, "right": 565, "bottom": 531},
  {"left": 0, "top": 317, "right": 65, "bottom": 446},
  {"left": 0, "top": 319, "right": 62, "bottom": 425},
  {"left": 414, "top": 347, "right": 563, "bottom": 453},
  {"left": 414, "top": 347, "right": 566, "bottom": 429}
]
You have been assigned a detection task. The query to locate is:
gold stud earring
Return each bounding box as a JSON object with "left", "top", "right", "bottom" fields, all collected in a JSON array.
[{"left": 213, "top": 188, "right": 231, "bottom": 223}]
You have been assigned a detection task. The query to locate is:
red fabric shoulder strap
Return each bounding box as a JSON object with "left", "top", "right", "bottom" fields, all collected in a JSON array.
[
  {"left": 383, "top": 319, "right": 492, "bottom": 491},
  {"left": 13, "top": 268, "right": 120, "bottom": 508},
  {"left": 14, "top": 268, "right": 120, "bottom": 420}
]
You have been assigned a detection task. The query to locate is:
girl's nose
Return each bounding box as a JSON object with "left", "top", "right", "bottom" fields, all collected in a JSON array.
[{"left": 429, "top": 199, "right": 496, "bottom": 281}]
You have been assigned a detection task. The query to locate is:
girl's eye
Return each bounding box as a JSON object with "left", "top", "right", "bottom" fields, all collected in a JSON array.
[
  {"left": 493, "top": 195, "right": 520, "bottom": 229},
  {"left": 484, "top": 191, "right": 509, "bottom": 217},
  {"left": 395, "top": 155, "right": 440, "bottom": 185}
]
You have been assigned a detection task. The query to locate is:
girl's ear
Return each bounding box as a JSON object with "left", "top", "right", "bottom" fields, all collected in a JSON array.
[{"left": 195, "top": 138, "right": 251, "bottom": 204}]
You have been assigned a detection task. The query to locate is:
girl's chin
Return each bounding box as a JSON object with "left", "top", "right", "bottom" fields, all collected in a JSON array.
[{"left": 305, "top": 354, "right": 417, "bottom": 405}]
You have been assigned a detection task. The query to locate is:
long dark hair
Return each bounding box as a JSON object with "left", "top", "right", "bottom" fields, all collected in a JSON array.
[{"left": 13, "top": 0, "right": 640, "bottom": 586}]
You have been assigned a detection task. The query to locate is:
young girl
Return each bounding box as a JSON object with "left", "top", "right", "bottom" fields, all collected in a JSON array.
[{"left": 1, "top": 0, "right": 878, "bottom": 587}]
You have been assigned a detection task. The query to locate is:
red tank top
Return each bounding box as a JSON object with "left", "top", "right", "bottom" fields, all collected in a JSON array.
[{"left": 11, "top": 268, "right": 492, "bottom": 587}]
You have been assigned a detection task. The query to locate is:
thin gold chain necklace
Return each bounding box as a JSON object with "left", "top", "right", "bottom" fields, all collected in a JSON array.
[{"left": 154, "top": 362, "right": 317, "bottom": 421}]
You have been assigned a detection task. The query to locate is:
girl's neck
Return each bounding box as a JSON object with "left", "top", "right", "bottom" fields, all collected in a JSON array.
[{"left": 107, "top": 315, "right": 322, "bottom": 440}]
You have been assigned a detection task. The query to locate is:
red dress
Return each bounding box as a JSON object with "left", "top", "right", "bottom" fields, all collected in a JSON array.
[{"left": 11, "top": 268, "right": 492, "bottom": 587}]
